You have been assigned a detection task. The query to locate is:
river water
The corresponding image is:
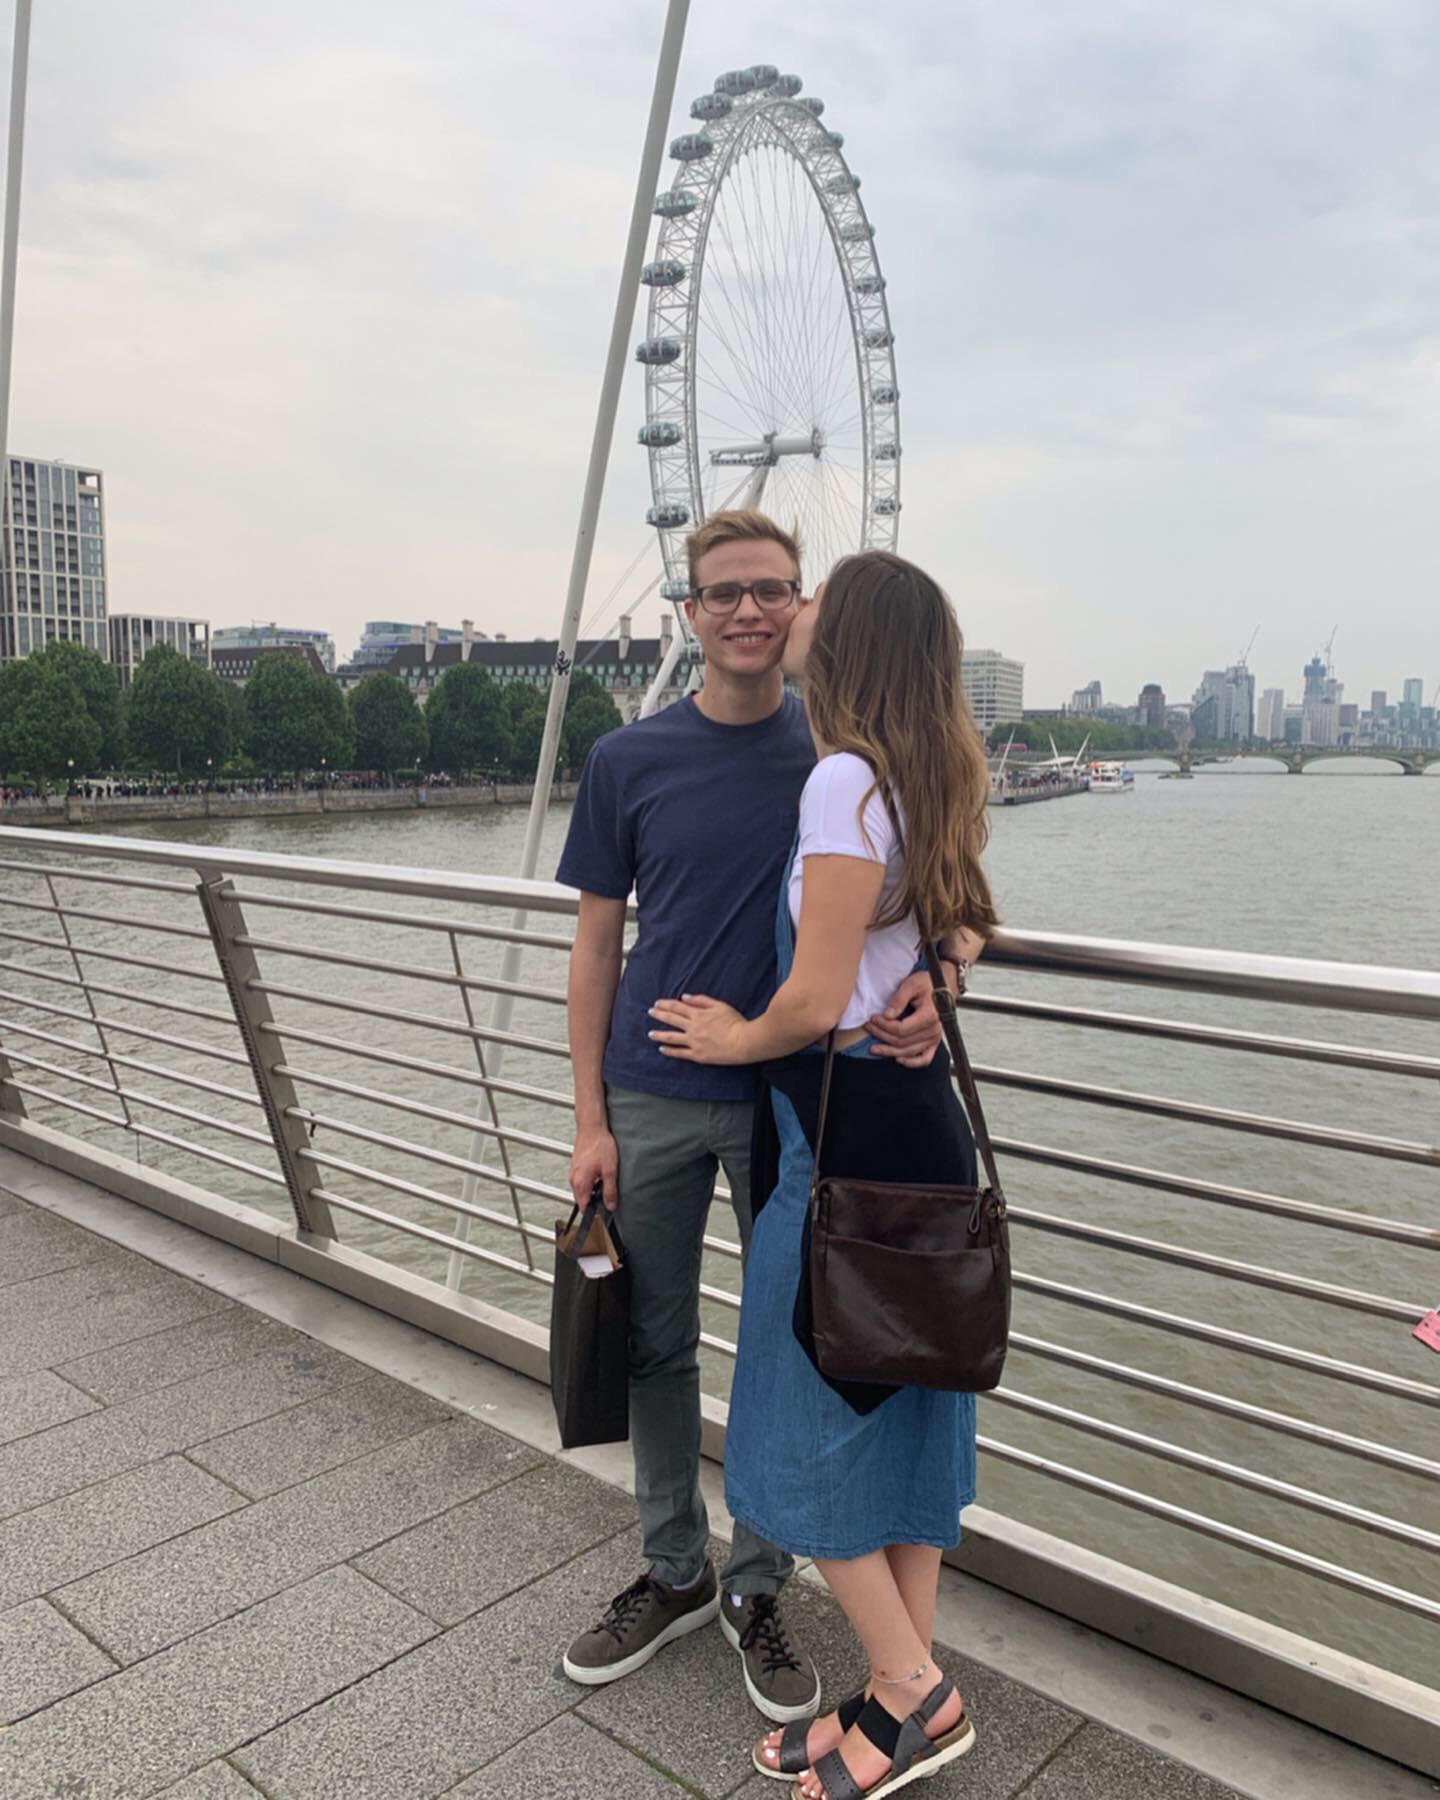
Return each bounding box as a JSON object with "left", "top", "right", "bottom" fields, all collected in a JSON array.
[{"left": 5, "top": 762, "right": 1437, "bottom": 1687}]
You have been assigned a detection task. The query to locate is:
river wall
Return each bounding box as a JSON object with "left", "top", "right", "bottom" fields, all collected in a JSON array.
[{"left": 1, "top": 782, "right": 577, "bottom": 829}]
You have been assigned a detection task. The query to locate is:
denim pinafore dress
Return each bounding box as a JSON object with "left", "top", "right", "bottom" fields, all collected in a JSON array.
[{"left": 722, "top": 850, "right": 978, "bottom": 1561}]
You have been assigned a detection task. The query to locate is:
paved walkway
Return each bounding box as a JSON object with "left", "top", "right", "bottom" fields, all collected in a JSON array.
[{"left": 0, "top": 1174, "right": 1414, "bottom": 1800}]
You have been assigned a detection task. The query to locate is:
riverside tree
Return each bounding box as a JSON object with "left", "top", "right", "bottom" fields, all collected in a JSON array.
[
  {"left": 244, "top": 652, "right": 353, "bottom": 776},
  {"left": 424, "top": 664, "right": 512, "bottom": 774},
  {"left": 125, "top": 644, "right": 233, "bottom": 775},
  {"left": 349, "top": 672, "right": 428, "bottom": 781},
  {"left": 0, "top": 653, "right": 102, "bottom": 781},
  {"left": 40, "top": 641, "right": 124, "bottom": 768}
]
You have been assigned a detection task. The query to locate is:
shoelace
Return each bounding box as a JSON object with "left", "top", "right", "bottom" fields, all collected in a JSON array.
[
  {"left": 597, "top": 1574, "right": 655, "bottom": 1644},
  {"left": 737, "top": 1594, "right": 803, "bottom": 1675}
]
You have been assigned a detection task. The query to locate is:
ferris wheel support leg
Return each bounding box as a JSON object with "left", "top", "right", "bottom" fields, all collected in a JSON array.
[
  {"left": 445, "top": 0, "right": 691, "bottom": 1290},
  {"left": 0, "top": 0, "right": 34, "bottom": 538},
  {"left": 742, "top": 460, "right": 771, "bottom": 510},
  {"left": 638, "top": 620, "right": 688, "bottom": 718}
]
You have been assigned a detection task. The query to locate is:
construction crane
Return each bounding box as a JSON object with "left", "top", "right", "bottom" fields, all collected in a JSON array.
[
  {"left": 1236, "top": 627, "right": 1259, "bottom": 669},
  {"left": 1321, "top": 625, "right": 1339, "bottom": 675}
]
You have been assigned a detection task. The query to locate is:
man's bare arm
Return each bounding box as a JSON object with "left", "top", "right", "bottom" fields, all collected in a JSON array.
[{"left": 567, "top": 892, "right": 627, "bottom": 1210}]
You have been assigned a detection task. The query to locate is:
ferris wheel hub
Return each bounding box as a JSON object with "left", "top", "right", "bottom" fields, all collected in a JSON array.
[{"left": 710, "top": 430, "right": 822, "bottom": 466}]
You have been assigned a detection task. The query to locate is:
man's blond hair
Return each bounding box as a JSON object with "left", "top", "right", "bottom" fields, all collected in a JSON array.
[{"left": 684, "top": 510, "right": 802, "bottom": 590}]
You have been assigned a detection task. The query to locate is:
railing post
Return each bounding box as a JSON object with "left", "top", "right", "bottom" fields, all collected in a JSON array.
[
  {"left": 194, "top": 869, "right": 334, "bottom": 1237},
  {"left": 0, "top": 1044, "right": 27, "bottom": 1119}
]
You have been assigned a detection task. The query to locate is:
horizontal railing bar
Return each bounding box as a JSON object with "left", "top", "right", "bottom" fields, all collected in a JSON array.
[
  {"left": 974, "top": 1434, "right": 1440, "bottom": 1622},
  {"left": 0, "top": 959, "right": 239, "bottom": 1028},
  {"left": 1015, "top": 1272, "right": 1440, "bottom": 1405},
  {"left": 250, "top": 981, "right": 570, "bottom": 1059},
  {"left": 311, "top": 1188, "right": 553, "bottom": 1282},
  {"left": 298, "top": 1153, "right": 555, "bottom": 1243},
  {"left": 0, "top": 1021, "right": 263, "bottom": 1110},
  {"left": 0, "top": 987, "right": 251, "bottom": 1068},
  {"left": 979, "top": 927, "right": 1440, "bottom": 1020},
  {"left": 977, "top": 1063, "right": 1440, "bottom": 1166},
  {"left": 234, "top": 933, "right": 568, "bottom": 1006},
  {"left": 223, "top": 885, "right": 577, "bottom": 952},
  {"left": 2, "top": 1049, "right": 274, "bottom": 1146},
  {"left": 252, "top": 1022, "right": 576, "bottom": 1112},
  {"left": 1, "top": 1078, "right": 284, "bottom": 1185},
  {"left": 280, "top": 1072, "right": 571, "bottom": 1161},
  {"left": 297, "top": 1136, "right": 573, "bottom": 1210},
  {"left": 1009, "top": 1332, "right": 1440, "bottom": 1482},
  {"left": 991, "top": 1136, "right": 1439, "bottom": 1249},
  {"left": 1010, "top": 1205, "right": 1424, "bottom": 1321},
  {"left": 0, "top": 925, "right": 226, "bottom": 986},
  {"left": 986, "top": 1386, "right": 1440, "bottom": 1552},
  {"left": 0, "top": 855, "right": 196, "bottom": 896},
  {"left": 962, "top": 991, "right": 1440, "bottom": 1080},
  {"left": 7, "top": 828, "right": 1439, "bottom": 1016},
  {"left": 0, "top": 890, "right": 213, "bottom": 942}
]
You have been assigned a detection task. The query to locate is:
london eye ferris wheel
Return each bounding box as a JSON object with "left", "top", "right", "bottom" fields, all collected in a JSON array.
[{"left": 636, "top": 64, "right": 901, "bottom": 688}]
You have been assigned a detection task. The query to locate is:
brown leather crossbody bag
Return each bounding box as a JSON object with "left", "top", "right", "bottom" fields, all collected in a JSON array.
[{"left": 806, "top": 945, "right": 1011, "bottom": 1392}]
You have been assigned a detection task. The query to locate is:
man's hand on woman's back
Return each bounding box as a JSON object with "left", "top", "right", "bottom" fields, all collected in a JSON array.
[{"left": 866, "top": 970, "right": 944, "bottom": 1068}]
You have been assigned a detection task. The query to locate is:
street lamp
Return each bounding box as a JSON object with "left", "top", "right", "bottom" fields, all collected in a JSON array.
[{"left": 66, "top": 756, "right": 74, "bottom": 796}]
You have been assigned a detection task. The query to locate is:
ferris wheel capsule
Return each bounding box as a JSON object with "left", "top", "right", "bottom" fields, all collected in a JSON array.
[
  {"left": 715, "top": 68, "right": 759, "bottom": 97},
  {"left": 854, "top": 274, "right": 886, "bottom": 295},
  {"left": 874, "top": 497, "right": 901, "bottom": 516},
  {"left": 641, "top": 260, "right": 687, "bottom": 287},
  {"left": 873, "top": 384, "right": 899, "bottom": 404},
  {"left": 747, "top": 64, "right": 780, "bottom": 88},
  {"left": 840, "top": 221, "right": 874, "bottom": 241},
  {"left": 864, "top": 328, "right": 894, "bottom": 349},
  {"left": 639, "top": 422, "right": 683, "bottom": 448},
  {"left": 670, "top": 132, "right": 715, "bottom": 161},
  {"left": 773, "top": 74, "right": 803, "bottom": 97},
  {"left": 660, "top": 578, "right": 691, "bottom": 601},
  {"left": 875, "top": 442, "right": 900, "bottom": 460},
  {"left": 647, "top": 502, "right": 691, "bottom": 529},
  {"left": 820, "top": 130, "right": 844, "bottom": 150},
  {"left": 797, "top": 96, "right": 825, "bottom": 117},
  {"left": 691, "top": 93, "right": 732, "bottom": 122},
  {"left": 825, "top": 173, "right": 859, "bottom": 193},
  {"left": 653, "top": 188, "right": 698, "bottom": 218},
  {"left": 635, "top": 337, "right": 682, "bottom": 365}
]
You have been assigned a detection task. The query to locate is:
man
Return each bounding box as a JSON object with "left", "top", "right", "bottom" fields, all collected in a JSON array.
[{"left": 555, "top": 510, "right": 948, "bottom": 1722}]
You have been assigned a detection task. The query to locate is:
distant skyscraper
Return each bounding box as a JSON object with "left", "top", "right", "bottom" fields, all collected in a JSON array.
[
  {"left": 1069, "top": 680, "right": 1102, "bottom": 715},
  {"left": 1370, "top": 690, "right": 1387, "bottom": 718},
  {"left": 1257, "top": 688, "right": 1285, "bottom": 741},
  {"left": 1303, "top": 655, "right": 1328, "bottom": 704},
  {"left": 1, "top": 456, "right": 108, "bottom": 664},
  {"left": 960, "top": 649, "right": 1024, "bottom": 731},
  {"left": 107, "top": 615, "right": 211, "bottom": 688},
  {"left": 1402, "top": 677, "right": 1424, "bottom": 710},
  {"left": 1137, "top": 684, "right": 1166, "bottom": 731},
  {"left": 1191, "top": 665, "right": 1254, "bottom": 741}
]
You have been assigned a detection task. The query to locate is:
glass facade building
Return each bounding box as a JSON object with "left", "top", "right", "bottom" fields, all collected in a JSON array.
[
  {"left": 107, "top": 614, "right": 211, "bottom": 687},
  {"left": 212, "top": 623, "right": 336, "bottom": 673},
  {"left": 1, "top": 456, "right": 108, "bottom": 663}
]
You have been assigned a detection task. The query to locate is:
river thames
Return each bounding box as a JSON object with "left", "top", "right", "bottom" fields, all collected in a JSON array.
[{"left": 11, "top": 760, "right": 1438, "bottom": 1687}]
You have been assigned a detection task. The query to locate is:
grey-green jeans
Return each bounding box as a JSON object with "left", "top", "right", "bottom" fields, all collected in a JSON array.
[{"left": 606, "top": 1082, "right": 795, "bottom": 1596}]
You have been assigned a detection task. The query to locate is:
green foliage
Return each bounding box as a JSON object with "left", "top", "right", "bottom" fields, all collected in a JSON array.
[
  {"left": 503, "top": 682, "right": 550, "bottom": 779},
  {"left": 563, "top": 671, "right": 623, "bottom": 771},
  {"left": 125, "top": 644, "right": 234, "bottom": 775},
  {"left": 0, "top": 655, "right": 103, "bottom": 780},
  {"left": 34, "top": 640, "right": 124, "bottom": 767},
  {"left": 349, "top": 672, "right": 428, "bottom": 778},
  {"left": 425, "top": 664, "right": 512, "bottom": 773},
  {"left": 988, "top": 718, "right": 1176, "bottom": 755},
  {"left": 243, "top": 652, "right": 353, "bottom": 775}
]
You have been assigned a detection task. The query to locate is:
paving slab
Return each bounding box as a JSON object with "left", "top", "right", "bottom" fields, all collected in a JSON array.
[
  {"left": 0, "top": 1252, "right": 234, "bottom": 1375},
  {"left": 0, "top": 1453, "right": 245, "bottom": 1610},
  {"left": 353, "top": 1456, "right": 636, "bottom": 1625},
  {"left": 155, "top": 1762, "right": 267, "bottom": 1798},
  {"left": 0, "top": 1337, "right": 365, "bottom": 1520},
  {"left": 0, "top": 1367, "right": 98, "bottom": 1445},
  {"left": 59, "top": 1305, "right": 309, "bottom": 1405},
  {"left": 1016, "top": 1721, "right": 1247, "bottom": 1798},
  {"left": 59, "top": 1416, "right": 541, "bottom": 1661},
  {"left": 189, "top": 1369, "right": 455, "bottom": 1497},
  {"left": 0, "top": 1203, "right": 114, "bottom": 1285},
  {"left": 0, "top": 1565, "right": 436, "bottom": 1800},
  {"left": 0, "top": 1595, "right": 116, "bottom": 1724},
  {"left": 233, "top": 1528, "right": 644, "bottom": 1799},
  {"left": 0, "top": 1185, "right": 25, "bottom": 1215},
  {"left": 448, "top": 1712, "right": 691, "bottom": 1797}
]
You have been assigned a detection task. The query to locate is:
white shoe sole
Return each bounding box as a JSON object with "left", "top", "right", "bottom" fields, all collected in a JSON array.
[
  {"left": 721, "top": 1609, "right": 822, "bottom": 1724},
  {"left": 562, "top": 1591, "right": 720, "bottom": 1686}
]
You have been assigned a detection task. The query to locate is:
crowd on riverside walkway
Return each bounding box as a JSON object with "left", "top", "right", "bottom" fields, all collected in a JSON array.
[{"left": 0, "top": 770, "right": 482, "bottom": 807}]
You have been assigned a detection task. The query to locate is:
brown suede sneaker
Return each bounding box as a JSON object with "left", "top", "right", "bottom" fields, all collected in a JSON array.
[
  {"left": 720, "top": 1591, "right": 821, "bottom": 1723},
  {"left": 562, "top": 1565, "right": 720, "bottom": 1685}
]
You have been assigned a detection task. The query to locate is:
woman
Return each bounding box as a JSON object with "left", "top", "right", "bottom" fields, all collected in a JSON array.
[{"left": 650, "top": 550, "right": 997, "bottom": 1800}]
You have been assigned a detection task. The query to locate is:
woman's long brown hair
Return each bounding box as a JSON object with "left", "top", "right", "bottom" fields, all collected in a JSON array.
[{"left": 804, "top": 551, "right": 999, "bottom": 942}]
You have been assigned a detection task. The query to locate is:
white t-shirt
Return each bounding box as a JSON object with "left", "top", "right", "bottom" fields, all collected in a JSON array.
[{"left": 787, "top": 751, "right": 920, "bottom": 1029}]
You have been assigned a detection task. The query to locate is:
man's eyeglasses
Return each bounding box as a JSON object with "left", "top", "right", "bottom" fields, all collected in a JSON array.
[{"left": 690, "top": 579, "right": 801, "bottom": 614}]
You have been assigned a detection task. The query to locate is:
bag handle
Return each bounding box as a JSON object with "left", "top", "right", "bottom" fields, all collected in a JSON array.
[{"left": 809, "top": 949, "right": 1004, "bottom": 1202}]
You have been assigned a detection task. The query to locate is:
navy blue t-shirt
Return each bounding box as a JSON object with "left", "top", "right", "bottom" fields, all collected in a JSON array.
[{"left": 556, "top": 693, "right": 816, "bottom": 1101}]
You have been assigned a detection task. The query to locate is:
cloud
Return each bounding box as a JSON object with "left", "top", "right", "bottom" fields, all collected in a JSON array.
[{"left": 6, "top": 0, "right": 1438, "bottom": 703}]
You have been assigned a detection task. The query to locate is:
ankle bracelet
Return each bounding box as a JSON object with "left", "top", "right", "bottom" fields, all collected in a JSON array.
[{"left": 872, "top": 1659, "right": 930, "bottom": 1686}]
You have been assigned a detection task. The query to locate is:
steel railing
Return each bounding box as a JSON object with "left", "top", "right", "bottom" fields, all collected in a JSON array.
[{"left": 1, "top": 821, "right": 1436, "bottom": 1768}]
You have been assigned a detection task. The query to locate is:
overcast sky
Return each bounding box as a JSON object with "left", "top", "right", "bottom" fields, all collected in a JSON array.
[{"left": 6, "top": 0, "right": 1438, "bottom": 707}]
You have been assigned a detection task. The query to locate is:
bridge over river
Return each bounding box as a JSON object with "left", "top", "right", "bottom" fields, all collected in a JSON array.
[{"left": 1128, "top": 747, "right": 1440, "bottom": 775}]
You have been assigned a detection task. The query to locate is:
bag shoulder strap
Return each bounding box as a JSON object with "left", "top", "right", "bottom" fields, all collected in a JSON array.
[
  {"left": 810, "top": 1031, "right": 839, "bottom": 1197},
  {"left": 923, "top": 943, "right": 1005, "bottom": 1197}
]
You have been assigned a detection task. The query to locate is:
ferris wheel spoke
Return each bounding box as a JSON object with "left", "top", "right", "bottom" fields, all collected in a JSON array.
[{"left": 696, "top": 267, "right": 777, "bottom": 426}]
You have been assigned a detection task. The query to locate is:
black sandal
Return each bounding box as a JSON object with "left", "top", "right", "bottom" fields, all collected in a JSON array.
[
  {"left": 796, "top": 1680, "right": 976, "bottom": 1799},
  {"left": 752, "top": 1689, "right": 868, "bottom": 1780}
]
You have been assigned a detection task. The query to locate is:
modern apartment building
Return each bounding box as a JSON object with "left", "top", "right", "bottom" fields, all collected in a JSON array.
[
  {"left": 349, "top": 619, "right": 486, "bottom": 671},
  {"left": 1256, "top": 687, "right": 1285, "bottom": 742},
  {"left": 960, "top": 649, "right": 1024, "bottom": 732},
  {"left": 107, "top": 615, "right": 211, "bottom": 687},
  {"left": 212, "top": 622, "right": 336, "bottom": 674},
  {"left": 1, "top": 456, "right": 108, "bottom": 663}
]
